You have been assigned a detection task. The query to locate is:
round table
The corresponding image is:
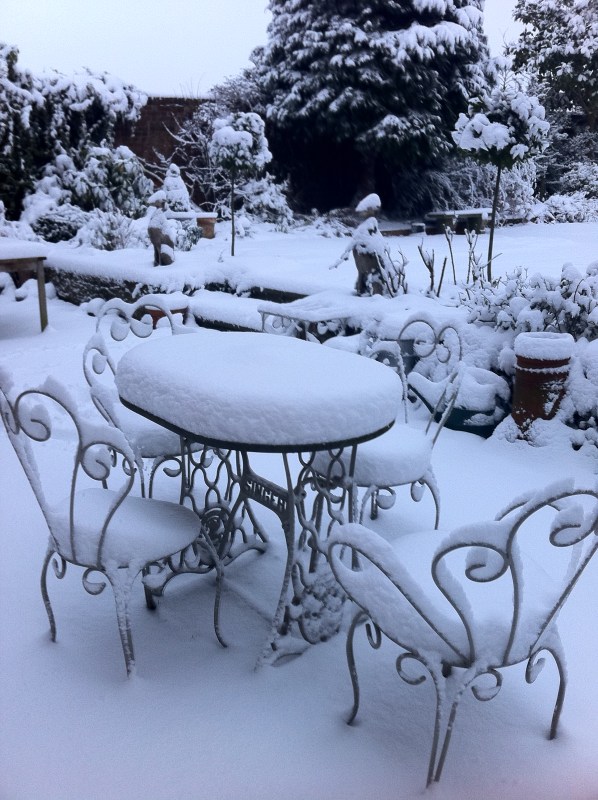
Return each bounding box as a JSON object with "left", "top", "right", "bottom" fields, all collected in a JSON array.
[{"left": 116, "top": 329, "right": 402, "bottom": 662}]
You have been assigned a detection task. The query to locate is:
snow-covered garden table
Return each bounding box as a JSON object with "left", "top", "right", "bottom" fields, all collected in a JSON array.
[
  {"left": 0, "top": 240, "right": 49, "bottom": 331},
  {"left": 115, "top": 329, "right": 401, "bottom": 663}
]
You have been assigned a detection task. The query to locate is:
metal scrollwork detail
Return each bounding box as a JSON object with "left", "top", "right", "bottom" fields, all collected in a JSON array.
[{"left": 82, "top": 568, "right": 107, "bottom": 596}]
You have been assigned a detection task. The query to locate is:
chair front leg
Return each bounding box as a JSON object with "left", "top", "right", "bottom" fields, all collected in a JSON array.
[
  {"left": 105, "top": 566, "right": 138, "bottom": 677},
  {"left": 40, "top": 544, "right": 65, "bottom": 642}
]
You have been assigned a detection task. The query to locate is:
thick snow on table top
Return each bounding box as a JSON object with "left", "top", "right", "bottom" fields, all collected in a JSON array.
[{"left": 115, "top": 330, "right": 401, "bottom": 450}]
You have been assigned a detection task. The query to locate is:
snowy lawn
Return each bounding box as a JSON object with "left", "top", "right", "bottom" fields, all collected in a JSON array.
[{"left": 1, "top": 221, "right": 597, "bottom": 800}]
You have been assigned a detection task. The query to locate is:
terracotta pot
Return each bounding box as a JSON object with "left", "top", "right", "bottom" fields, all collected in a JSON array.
[
  {"left": 511, "top": 331, "right": 574, "bottom": 435},
  {"left": 196, "top": 213, "right": 218, "bottom": 239},
  {"left": 137, "top": 306, "right": 188, "bottom": 329}
]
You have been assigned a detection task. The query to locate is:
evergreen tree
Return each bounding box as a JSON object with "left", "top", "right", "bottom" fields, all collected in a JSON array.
[
  {"left": 254, "top": 0, "right": 489, "bottom": 210},
  {"left": 512, "top": 0, "right": 598, "bottom": 132}
]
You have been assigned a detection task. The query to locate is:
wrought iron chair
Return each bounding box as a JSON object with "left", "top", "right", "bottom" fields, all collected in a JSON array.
[
  {"left": 0, "top": 376, "right": 225, "bottom": 677},
  {"left": 314, "top": 315, "right": 462, "bottom": 527},
  {"left": 83, "top": 295, "right": 195, "bottom": 499},
  {"left": 328, "top": 480, "right": 598, "bottom": 786}
]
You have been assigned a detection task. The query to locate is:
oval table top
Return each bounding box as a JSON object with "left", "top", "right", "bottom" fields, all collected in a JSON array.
[{"left": 116, "top": 329, "right": 401, "bottom": 452}]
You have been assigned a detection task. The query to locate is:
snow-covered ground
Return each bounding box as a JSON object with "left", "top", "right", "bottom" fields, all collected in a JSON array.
[{"left": 1, "top": 221, "right": 597, "bottom": 800}]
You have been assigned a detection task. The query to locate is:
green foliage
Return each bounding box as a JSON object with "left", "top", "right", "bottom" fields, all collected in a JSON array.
[
  {"left": 461, "top": 264, "right": 598, "bottom": 341},
  {"left": 512, "top": 0, "right": 598, "bottom": 131},
  {"left": 30, "top": 205, "right": 87, "bottom": 242},
  {"left": 254, "top": 0, "right": 489, "bottom": 210},
  {"left": 453, "top": 62, "right": 550, "bottom": 171},
  {"left": 209, "top": 112, "right": 271, "bottom": 179},
  {"left": 0, "top": 42, "right": 146, "bottom": 219}
]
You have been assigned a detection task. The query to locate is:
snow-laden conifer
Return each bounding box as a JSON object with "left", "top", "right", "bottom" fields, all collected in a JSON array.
[{"left": 254, "top": 0, "right": 489, "bottom": 209}]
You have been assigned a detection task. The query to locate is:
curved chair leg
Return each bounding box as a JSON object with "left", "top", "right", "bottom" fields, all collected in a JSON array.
[
  {"left": 433, "top": 679, "right": 467, "bottom": 783},
  {"left": 106, "top": 568, "right": 137, "bottom": 677},
  {"left": 346, "top": 610, "right": 368, "bottom": 724},
  {"left": 425, "top": 664, "right": 446, "bottom": 787},
  {"left": 526, "top": 645, "right": 567, "bottom": 740},
  {"left": 40, "top": 545, "right": 61, "bottom": 642},
  {"left": 549, "top": 652, "right": 567, "bottom": 740},
  {"left": 141, "top": 567, "right": 157, "bottom": 611},
  {"left": 211, "top": 554, "right": 227, "bottom": 649},
  {"left": 370, "top": 487, "right": 379, "bottom": 520},
  {"left": 421, "top": 469, "right": 440, "bottom": 529}
]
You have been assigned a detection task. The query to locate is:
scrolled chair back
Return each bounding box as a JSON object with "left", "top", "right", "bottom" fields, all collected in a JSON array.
[
  {"left": 399, "top": 314, "right": 463, "bottom": 374},
  {"left": 0, "top": 374, "right": 142, "bottom": 569},
  {"left": 82, "top": 295, "right": 195, "bottom": 490},
  {"left": 432, "top": 479, "right": 598, "bottom": 668},
  {"left": 83, "top": 294, "right": 189, "bottom": 394},
  {"left": 327, "top": 479, "right": 598, "bottom": 785},
  {"left": 360, "top": 312, "right": 463, "bottom": 428}
]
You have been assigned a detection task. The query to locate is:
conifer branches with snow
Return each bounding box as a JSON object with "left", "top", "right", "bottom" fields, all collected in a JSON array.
[{"left": 254, "top": 0, "right": 489, "bottom": 210}]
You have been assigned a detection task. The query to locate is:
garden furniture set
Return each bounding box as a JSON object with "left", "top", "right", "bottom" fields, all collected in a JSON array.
[
  {"left": 114, "top": 328, "right": 400, "bottom": 663},
  {"left": 2, "top": 294, "right": 597, "bottom": 787}
]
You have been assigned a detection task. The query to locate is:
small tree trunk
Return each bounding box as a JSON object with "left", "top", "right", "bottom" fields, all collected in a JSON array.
[
  {"left": 230, "top": 170, "right": 236, "bottom": 257},
  {"left": 487, "top": 162, "right": 502, "bottom": 282}
]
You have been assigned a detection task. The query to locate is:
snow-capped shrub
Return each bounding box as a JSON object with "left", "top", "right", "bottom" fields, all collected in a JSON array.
[
  {"left": 209, "top": 112, "right": 272, "bottom": 255},
  {"left": 71, "top": 209, "right": 145, "bottom": 251},
  {"left": 209, "top": 112, "right": 271, "bottom": 177},
  {"left": 453, "top": 64, "right": 550, "bottom": 170},
  {"left": 559, "top": 162, "right": 598, "bottom": 200},
  {"left": 31, "top": 204, "right": 87, "bottom": 242},
  {"left": 25, "top": 146, "right": 152, "bottom": 226},
  {"left": 0, "top": 43, "right": 146, "bottom": 220},
  {"left": 0, "top": 200, "right": 37, "bottom": 241},
  {"left": 453, "top": 59, "right": 551, "bottom": 277},
  {"left": 176, "top": 222, "right": 202, "bottom": 251},
  {"left": 162, "top": 163, "right": 191, "bottom": 212},
  {"left": 461, "top": 263, "right": 598, "bottom": 341},
  {"left": 239, "top": 174, "right": 294, "bottom": 231},
  {"left": 530, "top": 193, "right": 598, "bottom": 223}
]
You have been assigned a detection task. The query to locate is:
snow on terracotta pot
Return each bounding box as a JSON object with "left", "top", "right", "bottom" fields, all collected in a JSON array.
[{"left": 511, "top": 331, "right": 575, "bottom": 435}]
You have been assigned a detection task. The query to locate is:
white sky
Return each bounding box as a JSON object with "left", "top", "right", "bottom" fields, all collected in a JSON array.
[{"left": 1, "top": 0, "right": 522, "bottom": 97}]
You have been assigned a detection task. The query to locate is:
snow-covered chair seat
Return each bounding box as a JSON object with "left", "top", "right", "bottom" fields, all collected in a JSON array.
[
  {"left": 0, "top": 377, "right": 225, "bottom": 677},
  {"left": 328, "top": 480, "right": 598, "bottom": 786},
  {"left": 83, "top": 294, "right": 197, "bottom": 499},
  {"left": 314, "top": 315, "right": 462, "bottom": 527},
  {"left": 408, "top": 364, "right": 510, "bottom": 438}
]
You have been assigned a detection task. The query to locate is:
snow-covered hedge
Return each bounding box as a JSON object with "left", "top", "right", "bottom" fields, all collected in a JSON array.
[
  {"left": 529, "top": 193, "right": 598, "bottom": 224},
  {"left": 461, "top": 263, "right": 598, "bottom": 341}
]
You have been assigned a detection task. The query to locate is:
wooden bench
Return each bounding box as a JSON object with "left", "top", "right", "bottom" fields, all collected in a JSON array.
[
  {"left": 425, "top": 208, "right": 490, "bottom": 235},
  {"left": 0, "top": 252, "right": 49, "bottom": 331}
]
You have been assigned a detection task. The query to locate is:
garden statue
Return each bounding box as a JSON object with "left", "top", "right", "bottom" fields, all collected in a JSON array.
[
  {"left": 329, "top": 203, "right": 407, "bottom": 298},
  {"left": 147, "top": 191, "right": 176, "bottom": 266},
  {"left": 351, "top": 216, "right": 406, "bottom": 297},
  {"left": 162, "top": 163, "right": 191, "bottom": 213}
]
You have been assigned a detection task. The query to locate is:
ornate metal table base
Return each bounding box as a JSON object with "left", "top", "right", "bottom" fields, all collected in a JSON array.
[
  {"left": 225, "top": 449, "right": 356, "bottom": 666},
  {"left": 142, "top": 444, "right": 268, "bottom": 601},
  {"left": 136, "top": 440, "right": 356, "bottom": 664}
]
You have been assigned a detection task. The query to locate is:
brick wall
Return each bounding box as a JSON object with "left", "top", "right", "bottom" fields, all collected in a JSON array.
[{"left": 115, "top": 96, "right": 202, "bottom": 166}]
